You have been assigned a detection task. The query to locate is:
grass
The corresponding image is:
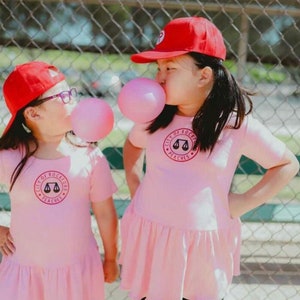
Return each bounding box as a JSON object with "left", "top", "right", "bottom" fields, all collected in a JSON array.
[
  {"left": 99, "top": 129, "right": 128, "bottom": 148},
  {"left": 277, "top": 134, "right": 300, "bottom": 155},
  {"left": 0, "top": 47, "right": 153, "bottom": 78},
  {"left": 0, "top": 46, "right": 294, "bottom": 84}
]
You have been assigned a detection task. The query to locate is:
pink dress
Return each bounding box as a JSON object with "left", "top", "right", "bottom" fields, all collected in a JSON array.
[
  {"left": 120, "top": 114, "right": 286, "bottom": 300},
  {"left": 0, "top": 143, "right": 117, "bottom": 300}
]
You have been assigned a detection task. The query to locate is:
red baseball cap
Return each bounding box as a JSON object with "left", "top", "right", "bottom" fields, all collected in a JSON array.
[
  {"left": 131, "top": 17, "right": 226, "bottom": 63},
  {"left": 2, "top": 61, "right": 65, "bottom": 135}
]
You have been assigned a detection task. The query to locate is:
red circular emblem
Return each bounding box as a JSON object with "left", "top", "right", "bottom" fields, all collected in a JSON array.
[
  {"left": 34, "top": 171, "right": 69, "bottom": 205},
  {"left": 163, "top": 128, "right": 198, "bottom": 162}
]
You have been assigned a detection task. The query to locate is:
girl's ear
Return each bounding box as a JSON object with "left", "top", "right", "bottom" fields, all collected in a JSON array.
[
  {"left": 23, "top": 106, "right": 40, "bottom": 121},
  {"left": 198, "top": 66, "right": 213, "bottom": 87}
]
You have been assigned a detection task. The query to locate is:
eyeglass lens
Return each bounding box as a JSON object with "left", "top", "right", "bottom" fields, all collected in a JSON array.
[{"left": 60, "top": 88, "right": 77, "bottom": 103}]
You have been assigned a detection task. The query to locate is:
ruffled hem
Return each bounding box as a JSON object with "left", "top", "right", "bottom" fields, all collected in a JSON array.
[
  {"left": 0, "top": 247, "right": 104, "bottom": 300},
  {"left": 119, "top": 204, "right": 241, "bottom": 300}
]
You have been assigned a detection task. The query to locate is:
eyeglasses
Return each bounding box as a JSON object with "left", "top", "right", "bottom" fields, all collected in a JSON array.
[{"left": 35, "top": 88, "right": 78, "bottom": 105}]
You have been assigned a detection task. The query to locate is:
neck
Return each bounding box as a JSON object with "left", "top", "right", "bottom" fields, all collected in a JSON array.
[
  {"left": 177, "top": 100, "right": 205, "bottom": 117},
  {"left": 177, "top": 90, "right": 208, "bottom": 117},
  {"left": 34, "top": 134, "right": 67, "bottom": 159}
]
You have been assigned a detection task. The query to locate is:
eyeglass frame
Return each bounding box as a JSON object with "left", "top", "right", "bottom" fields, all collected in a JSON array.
[{"left": 33, "top": 87, "right": 78, "bottom": 106}]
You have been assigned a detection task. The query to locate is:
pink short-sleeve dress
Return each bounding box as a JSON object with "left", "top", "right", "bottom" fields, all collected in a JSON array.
[
  {"left": 119, "top": 114, "right": 286, "bottom": 300},
  {"left": 0, "top": 143, "right": 117, "bottom": 300}
]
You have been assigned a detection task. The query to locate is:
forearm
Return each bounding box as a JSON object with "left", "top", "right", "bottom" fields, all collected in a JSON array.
[
  {"left": 92, "top": 199, "right": 119, "bottom": 261},
  {"left": 123, "top": 137, "right": 145, "bottom": 198},
  {"left": 230, "top": 149, "right": 299, "bottom": 218},
  {"left": 100, "top": 218, "right": 119, "bottom": 261}
]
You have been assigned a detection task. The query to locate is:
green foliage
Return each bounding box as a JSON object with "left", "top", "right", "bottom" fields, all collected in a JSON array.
[
  {"left": 0, "top": 47, "right": 291, "bottom": 84},
  {"left": 249, "top": 66, "right": 287, "bottom": 83}
]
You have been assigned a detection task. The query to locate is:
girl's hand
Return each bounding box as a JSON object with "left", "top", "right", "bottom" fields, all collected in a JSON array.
[
  {"left": 0, "top": 226, "right": 15, "bottom": 256},
  {"left": 92, "top": 198, "right": 119, "bottom": 283},
  {"left": 103, "top": 259, "right": 120, "bottom": 283}
]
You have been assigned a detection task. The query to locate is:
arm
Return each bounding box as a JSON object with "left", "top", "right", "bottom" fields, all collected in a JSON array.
[
  {"left": 123, "top": 137, "right": 145, "bottom": 198},
  {"left": 91, "top": 197, "right": 119, "bottom": 283},
  {"left": 229, "top": 148, "right": 299, "bottom": 218},
  {"left": 0, "top": 225, "right": 15, "bottom": 256}
]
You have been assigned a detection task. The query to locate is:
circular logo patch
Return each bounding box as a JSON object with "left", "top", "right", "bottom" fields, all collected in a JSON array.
[
  {"left": 156, "top": 30, "right": 165, "bottom": 45},
  {"left": 34, "top": 171, "right": 69, "bottom": 205},
  {"left": 163, "top": 128, "right": 198, "bottom": 162}
]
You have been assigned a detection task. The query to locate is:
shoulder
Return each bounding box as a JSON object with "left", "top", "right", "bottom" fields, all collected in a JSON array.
[
  {"left": 0, "top": 147, "right": 23, "bottom": 161},
  {"left": 226, "top": 113, "right": 263, "bottom": 132},
  {"left": 128, "top": 122, "right": 150, "bottom": 148}
]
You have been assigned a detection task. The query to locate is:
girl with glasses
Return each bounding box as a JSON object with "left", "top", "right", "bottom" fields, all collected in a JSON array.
[{"left": 0, "top": 61, "right": 119, "bottom": 300}]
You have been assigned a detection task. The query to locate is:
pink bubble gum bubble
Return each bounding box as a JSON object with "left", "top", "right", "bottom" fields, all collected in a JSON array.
[
  {"left": 117, "top": 77, "right": 166, "bottom": 123},
  {"left": 71, "top": 98, "right": 114, "bottom": 142}
]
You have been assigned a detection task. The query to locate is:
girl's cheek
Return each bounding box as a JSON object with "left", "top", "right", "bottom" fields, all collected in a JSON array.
[{"left": 164, "top": 89, "right": 172, "bottom": 105}]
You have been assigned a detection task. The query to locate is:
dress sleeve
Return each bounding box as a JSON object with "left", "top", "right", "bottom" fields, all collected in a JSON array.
[
  {"left": 0, "top": 149, "right": 22, "bottom": 187},
  {"left": 90, "top": 148, "right": 118, "bottom": 202},
  {"left": 128, "top": 123, "right": 149, "bottom": 148},
  {"left": 241, "top": 115, "right": 287, "bottom": 169}
]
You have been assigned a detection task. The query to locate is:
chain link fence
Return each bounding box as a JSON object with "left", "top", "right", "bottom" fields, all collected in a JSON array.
[{"left": 0, "top": 1, "right": 299, "bottom": 299}]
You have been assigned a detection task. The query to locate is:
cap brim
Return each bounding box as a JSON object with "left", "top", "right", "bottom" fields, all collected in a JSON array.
[{"left": 131, "top": 50, "right": 189, "bottom": 63}]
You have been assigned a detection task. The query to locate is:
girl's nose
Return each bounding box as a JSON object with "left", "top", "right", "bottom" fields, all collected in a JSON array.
[
  {"left": 160, "top": 79, "right": 166, "bottom": 85},
  {"left": 156, "top": 75, "right": 165, "bottom": 86}
]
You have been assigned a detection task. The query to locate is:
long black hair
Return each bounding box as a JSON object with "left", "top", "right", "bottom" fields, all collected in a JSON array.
[
  {"left": 147, "top": 52, "right": 253, "bottom": 152},
  {"left": 0, "top": 102, "right": 39, "bottom": 191},
  {"left": 0, "top": 100, "right": 80, "bottom": 191}
]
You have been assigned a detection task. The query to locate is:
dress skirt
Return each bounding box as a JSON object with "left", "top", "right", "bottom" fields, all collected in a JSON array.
[
  {"left": 119, "top": 204, "right": 241, "bottom": 300},
  {"left": 0, "top": 245, "right": 104, "bottom": 300}
]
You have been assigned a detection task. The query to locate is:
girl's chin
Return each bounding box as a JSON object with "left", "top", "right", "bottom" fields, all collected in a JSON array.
[
  {"left": 165, "top": 102, "right": 177, "bottom": 106},
  {"left": 165, "top": 98, "right": 177, "bottom": 106}
]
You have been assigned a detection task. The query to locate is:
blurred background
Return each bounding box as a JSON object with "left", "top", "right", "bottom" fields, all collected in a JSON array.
[{"left": 0, "top": 1, "right": 299, "bottom": 299}]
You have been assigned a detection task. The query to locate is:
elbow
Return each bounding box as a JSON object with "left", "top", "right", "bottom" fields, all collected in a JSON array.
[
  {"left": 283, "top": 152, "right": 300, "bottom": 179},
  {"left": 292, "top": 156, "right": 300, "bottom": 177},
  {"left": 268, "top": 152, "right": 300, "bottom": 183}
]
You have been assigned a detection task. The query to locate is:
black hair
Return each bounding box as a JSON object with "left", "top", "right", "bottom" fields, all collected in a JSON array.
[
  {"left": 147, "top": 52, "right": 253, "bottom": 152},
  {"left": 0, "top": 104, "right": 38, "bottom": 191},
  {"left": 0, "top": 99, "right": 82, "bottom": 191}
]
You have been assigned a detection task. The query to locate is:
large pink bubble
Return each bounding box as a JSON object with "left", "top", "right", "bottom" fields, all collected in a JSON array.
[
  {"left": 71, "top": 98, "right": 114, "bottom": 142},
  {"left": 117, "top": 77, "right": 166, "bottom": 123}
]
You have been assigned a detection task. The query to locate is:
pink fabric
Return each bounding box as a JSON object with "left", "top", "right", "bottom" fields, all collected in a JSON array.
[
  {"left": 120, "top": 114, "right": 286, "bottom": 300},
  {"left": 0, "top": 143, "right": 117, "bottom": 300}
]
